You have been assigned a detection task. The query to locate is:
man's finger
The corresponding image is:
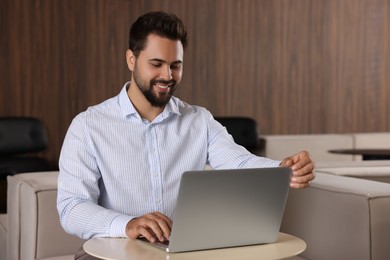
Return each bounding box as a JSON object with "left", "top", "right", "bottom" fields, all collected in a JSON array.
[
  {"left": 148, "top": 212, "right": 172, "bottom": 240},
  {"left": 126, "top": 212, "right": 172, "bottom": 242},
  {"left": 280, "top": 158, "right": 294, "bottom": 167},
  {"left": 153, "top": 212, "right": 173, "bottom": 230}
]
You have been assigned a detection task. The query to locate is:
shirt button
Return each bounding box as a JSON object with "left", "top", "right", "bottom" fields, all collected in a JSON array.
[{"left": 156, "top": 198, "right": 161, "bottom": 204}]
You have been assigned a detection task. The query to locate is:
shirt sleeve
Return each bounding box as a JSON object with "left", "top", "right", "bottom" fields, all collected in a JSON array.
[
  {"left": 57, "top": 113, "right": 134, "bottom": 239},
  {"left": 206, "top": 113, "right": 281, "bottom": 169}
]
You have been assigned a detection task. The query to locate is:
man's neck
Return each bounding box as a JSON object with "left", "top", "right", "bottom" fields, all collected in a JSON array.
[{"left": 127, "top": 82, "right": 164, "bottom": 122}]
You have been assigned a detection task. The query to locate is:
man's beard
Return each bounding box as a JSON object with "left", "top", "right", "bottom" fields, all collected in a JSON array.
[{"left": 133, "top": 64, "right": 177, "bottom": 108}]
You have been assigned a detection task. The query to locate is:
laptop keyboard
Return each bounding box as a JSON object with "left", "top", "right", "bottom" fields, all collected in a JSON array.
[{"left": 138, "top": 236, "right": 170, "bottom": 246}]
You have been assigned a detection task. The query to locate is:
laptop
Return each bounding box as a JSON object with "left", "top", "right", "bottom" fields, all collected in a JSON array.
[{"left": 137, "top": 167, "right": 292, "bottom": 253}]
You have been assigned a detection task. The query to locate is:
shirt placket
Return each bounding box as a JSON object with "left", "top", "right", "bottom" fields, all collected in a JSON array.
[{"left": 147, "top": 123, "right": 163, "bottom": 212}]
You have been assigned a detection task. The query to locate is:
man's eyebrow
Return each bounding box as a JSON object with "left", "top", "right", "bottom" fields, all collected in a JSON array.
[{"left": 149, "top": 58, "right": 183, "bottom": 64}]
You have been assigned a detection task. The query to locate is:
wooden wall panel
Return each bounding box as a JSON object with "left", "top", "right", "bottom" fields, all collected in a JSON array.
[
  {"left": 127, "top": 0, "right": 390, "bottom": 134},
  {"left": 1, "top": 0, "right": 389, "bottom": 166},
  {"left": 0, "top": 0, "right": 132, "bottom": 166}
]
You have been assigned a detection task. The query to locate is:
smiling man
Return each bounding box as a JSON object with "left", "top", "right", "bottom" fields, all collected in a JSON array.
[
  {"left": 127, "top": 33, "right": 184, "bottom": 120},
  {"left": 57, "top": 11, "right": 315, "bottom": 259}
]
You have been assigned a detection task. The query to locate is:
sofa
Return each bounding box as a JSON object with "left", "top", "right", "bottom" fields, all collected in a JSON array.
[
  {"left": 0, "top": 172, "right": 84, "bottom": 260},
  {"left": 260, "top": 132, "right": 390, "bottom": 162}
]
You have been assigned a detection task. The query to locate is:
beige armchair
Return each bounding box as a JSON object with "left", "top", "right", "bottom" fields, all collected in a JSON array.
[
  {"left": 0, "top": 171, "right": 84, "bottom": 260},
  {"left": 282, "top": 170, "right": 390, "bottom": 260}
]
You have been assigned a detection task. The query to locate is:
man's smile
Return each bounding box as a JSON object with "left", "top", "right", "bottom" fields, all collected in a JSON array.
[
  {"left": 152, "top": 80, "right": 176, "bottom": 93},
  {"left": 155, "top": 83, "right": 170, "bottom": 92}
]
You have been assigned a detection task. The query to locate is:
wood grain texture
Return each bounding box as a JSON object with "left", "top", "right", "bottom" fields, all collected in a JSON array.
[
  {"left": 1, "top": 0, "right": 389, "bottom": 166},
  {"left": 1, "top": 0, "right": 132, "bottom": 166}
]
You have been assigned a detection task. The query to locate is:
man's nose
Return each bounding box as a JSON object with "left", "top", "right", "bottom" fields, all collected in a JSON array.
[{"left": 161, "top": 65, "right": 173, "bottom": 80}]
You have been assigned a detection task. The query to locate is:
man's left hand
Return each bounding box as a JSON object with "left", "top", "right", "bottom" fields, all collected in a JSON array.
[{"left": 280, "top": 151, "right": 315, "bottom": 189}]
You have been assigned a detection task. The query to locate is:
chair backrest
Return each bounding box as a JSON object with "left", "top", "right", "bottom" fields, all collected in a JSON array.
[
  {"left": 214, "top": 117, "right": 259, "bottom": 150},
  {"left": 0, "top": 117, "right": 48, "bottom": 156},
  {"left": 0, "top": 117, "right": 50, "bottom": 213}
]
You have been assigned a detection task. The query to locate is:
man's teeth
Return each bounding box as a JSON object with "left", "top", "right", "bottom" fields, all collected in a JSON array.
[{"left": 156, "top": 84, "right": 169, "bottom": 89}]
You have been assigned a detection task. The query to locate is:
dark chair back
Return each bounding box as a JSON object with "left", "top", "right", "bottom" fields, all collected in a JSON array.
[
  {"left": 0, "top": 117, "right": 51, "bottom": 213},
  {"left": 214, "top": 117, "right": 259, "bottom": 150},
  {"left": 0, "top": 117, "right": 48, "bottom": 156}
]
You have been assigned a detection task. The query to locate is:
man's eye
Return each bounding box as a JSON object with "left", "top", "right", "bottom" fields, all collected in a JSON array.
[
  {"left": 171, "top": 64, "right": 181, "bottom": 70},
  {"left": 151, "top": 63, "right": 162, "bottom": 68}
]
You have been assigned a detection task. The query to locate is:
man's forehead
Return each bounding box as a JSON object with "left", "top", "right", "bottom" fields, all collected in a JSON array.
[{"left": 141, "top": 34, "right": 184, "bottom": 61}]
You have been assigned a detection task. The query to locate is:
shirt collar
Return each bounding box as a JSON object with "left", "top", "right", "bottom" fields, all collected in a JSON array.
[{"left": 118, "top": 81, "right": 182, "bottom": 120}]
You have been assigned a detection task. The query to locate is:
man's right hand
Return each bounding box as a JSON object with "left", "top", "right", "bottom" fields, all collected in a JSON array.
[{"left": 126, "top": 212, "right": 172, "bottom": 243}]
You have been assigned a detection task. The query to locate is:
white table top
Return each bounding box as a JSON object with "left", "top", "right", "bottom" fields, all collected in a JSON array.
[{"left": 83, "top": 232, "right": 306, "bottom": 260}]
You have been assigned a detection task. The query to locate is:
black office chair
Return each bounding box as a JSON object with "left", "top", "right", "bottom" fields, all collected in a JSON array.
[
  {"left": 0, "top": 117, "right": 51, "bottom": 213},
  {"left": 214, "top": 116, "right": 259, "bottom": 152}
]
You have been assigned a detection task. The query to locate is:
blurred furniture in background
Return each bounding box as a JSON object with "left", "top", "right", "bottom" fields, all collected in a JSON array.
[
  {"left": 0, "top": 172, "right": 84, "bottom": 260},
  {"left": 260, "top": 132, "right": 390, "bottom": 162},
  {"left": 214, "top": 117, "right": 260, "bottom": 153},
  {"left": 0, "top": 117, "right": 51, "bottom": 213},
  {"left": 329, "top": 148, "right": 390, "bottom": 160}
]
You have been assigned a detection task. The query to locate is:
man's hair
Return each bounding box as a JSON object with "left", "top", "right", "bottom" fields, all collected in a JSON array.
[{"left": 129, "top": 11, "right": 188, "bottom": 57}]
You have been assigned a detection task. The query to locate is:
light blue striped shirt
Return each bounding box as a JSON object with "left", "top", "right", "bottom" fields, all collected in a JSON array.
[{"left": 57, "top": 82, "right": 280, "bottom": 239}]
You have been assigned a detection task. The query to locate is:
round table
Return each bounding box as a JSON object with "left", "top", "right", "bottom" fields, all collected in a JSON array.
[
  {"left": 329, "top": 149, "right": 390, "bottom": 160},
  {"left": 83, "top": 232, "right": 306, "bottom": 260}
]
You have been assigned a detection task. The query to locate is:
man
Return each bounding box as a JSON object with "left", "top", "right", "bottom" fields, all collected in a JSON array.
[{"left": 57, "top": 11, "right": 315, "bottom": 248}]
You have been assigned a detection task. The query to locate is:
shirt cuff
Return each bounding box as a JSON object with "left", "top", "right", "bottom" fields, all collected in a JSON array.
[{"left": 109, "top": 214, "right": 135, "bottom": 238}]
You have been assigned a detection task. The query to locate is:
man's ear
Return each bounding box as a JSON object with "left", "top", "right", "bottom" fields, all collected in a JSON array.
[{"left": 126, "top": 49, "right": 136, "bottom": 71}]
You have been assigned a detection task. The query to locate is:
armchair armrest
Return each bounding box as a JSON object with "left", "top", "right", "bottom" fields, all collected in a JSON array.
[
  {"left": 7, "top": 171, "right": 84, "bottom": 260},
  {"left": 281, "top": 172, "right": 390, "bottom": 260}
]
